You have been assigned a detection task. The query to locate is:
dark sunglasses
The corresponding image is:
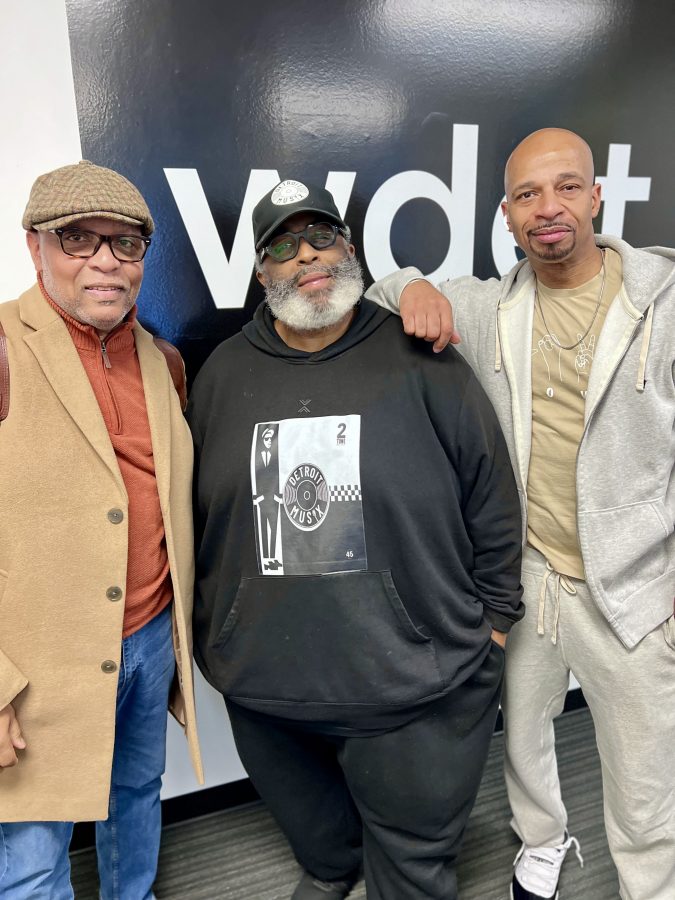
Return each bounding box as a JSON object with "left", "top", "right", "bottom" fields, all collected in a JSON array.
[
  {"left": 260, "top": 222, "right": 349, "bottom": 263},
  {"left": 49, "top": 227, "right": 151, "bottom": 262}
]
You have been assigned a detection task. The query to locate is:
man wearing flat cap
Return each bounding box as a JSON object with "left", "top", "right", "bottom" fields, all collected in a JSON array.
[
  {"left": 188, "top": 180, "right": 524, "bottom": 899},
  {"left": 0, "top": 160, "right": 202, "bottom": 899}
]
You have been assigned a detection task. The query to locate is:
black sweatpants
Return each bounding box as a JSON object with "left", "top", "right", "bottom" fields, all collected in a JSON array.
[{"left": 225, "top": 642, "right": 504, "bottom": 900}]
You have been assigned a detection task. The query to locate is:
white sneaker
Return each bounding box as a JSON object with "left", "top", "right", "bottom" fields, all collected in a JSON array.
[{"left": 510, "top": 834, "right": 583, "bottom": 899}]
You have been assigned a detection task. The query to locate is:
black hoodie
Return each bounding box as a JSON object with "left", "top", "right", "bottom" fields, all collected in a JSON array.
[{"left": 188, "top": 300, "right": 523, "bottom": 732}]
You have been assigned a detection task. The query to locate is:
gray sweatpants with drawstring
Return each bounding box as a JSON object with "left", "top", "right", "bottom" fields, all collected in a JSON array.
[{"left": 502, "top": 545, "right": 675, "bottom": 900}]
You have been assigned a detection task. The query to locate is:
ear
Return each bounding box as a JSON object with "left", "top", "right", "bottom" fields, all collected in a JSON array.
[
  {"left": 26, "top": 230, "right": 43, "bottom": 273},
  {"left": 590, "top": 182, "right": 602, "bottom": 219},
  {"left": 338, "top": 232, "right": 356, "bottom": 258},
  {"left": 255, "top": 268, "right": 268, "bottom": 287},
  {"left": 500, "top": 200, "right": 512, "bottom": 232}
]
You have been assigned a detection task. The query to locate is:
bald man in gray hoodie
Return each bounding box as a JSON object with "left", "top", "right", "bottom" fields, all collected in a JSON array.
[{"left": 368, "top": 128, "right": 675, "bottom": 900}]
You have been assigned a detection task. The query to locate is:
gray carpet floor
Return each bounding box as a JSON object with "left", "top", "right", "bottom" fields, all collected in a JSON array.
[{"left": 70, "top": 708, "right": 620, "bottom": 898}]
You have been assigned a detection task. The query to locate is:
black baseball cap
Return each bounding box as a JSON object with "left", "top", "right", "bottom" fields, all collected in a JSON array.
[{"left": 253, "top": 179, "right": 347, "bottom": 251}]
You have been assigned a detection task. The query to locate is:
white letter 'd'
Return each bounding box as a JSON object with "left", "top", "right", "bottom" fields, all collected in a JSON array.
[{"left": 363, "top": 124, "right": 478, "bottom": 282}]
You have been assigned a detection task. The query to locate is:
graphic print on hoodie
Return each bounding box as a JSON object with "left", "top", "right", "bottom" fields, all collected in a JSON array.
[
  {"left": 251, "top": 415, "right": 367, "bottom": 575},
  {"left": 188, "top": 299, "right": 524, "bottom": 730}
]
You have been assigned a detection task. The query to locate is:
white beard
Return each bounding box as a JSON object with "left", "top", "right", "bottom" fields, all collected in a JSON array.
[{"left": 264, "top": 255, "right": 364, "bottom": 332}]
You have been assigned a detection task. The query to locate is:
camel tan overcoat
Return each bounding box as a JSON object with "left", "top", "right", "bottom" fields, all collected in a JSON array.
[{"left": 0, "top": 285, "right": 203, "bottom": 821}]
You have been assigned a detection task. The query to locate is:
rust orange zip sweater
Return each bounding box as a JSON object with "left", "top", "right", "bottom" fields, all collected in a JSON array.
[{"left": 40, "top": 280, "right": 172, "bottom": 636}]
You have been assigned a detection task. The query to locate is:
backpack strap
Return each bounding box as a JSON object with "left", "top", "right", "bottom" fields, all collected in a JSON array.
[
  {"left": 0, "top": 323, "right": 9, "bottom": 423},
  {"left": 153, "top": 337, "right": 188, "bottom": 412}
]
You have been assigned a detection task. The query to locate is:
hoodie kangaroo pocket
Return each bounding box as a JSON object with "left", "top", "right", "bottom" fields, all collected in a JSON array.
[
  {"left": 213, "top": 570, "right": 442, "bottom": 711},
  {"left": 582, "top": 501, "right": 669, "bottom": 606}
]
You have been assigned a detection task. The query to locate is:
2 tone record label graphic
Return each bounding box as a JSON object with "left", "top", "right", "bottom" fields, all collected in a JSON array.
[
  {"left": 250, "top": 415, "right": 367, "bottom": 575},
  {"left": 283, "top": 464, "right": 331, "bottom": 531}
]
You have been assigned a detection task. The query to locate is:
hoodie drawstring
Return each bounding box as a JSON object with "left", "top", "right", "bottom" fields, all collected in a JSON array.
[
  {"left": 494, "top": 305, "right": 502, "bottom": 372},
  {"left": 636, "top": 303, "right": 654, "bottom": 393},
  {"left": 537, "top": 561, "right": 577, "bottom": 645}
]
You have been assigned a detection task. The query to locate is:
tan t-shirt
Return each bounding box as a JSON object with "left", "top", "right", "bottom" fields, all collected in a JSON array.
[{"left": 526, "top": 247, "right": 623, "bottom": 578}]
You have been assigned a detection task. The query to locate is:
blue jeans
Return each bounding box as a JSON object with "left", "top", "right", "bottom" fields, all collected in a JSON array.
[{"left": 0, "top": 603, "right": 175, "bottom": 900}]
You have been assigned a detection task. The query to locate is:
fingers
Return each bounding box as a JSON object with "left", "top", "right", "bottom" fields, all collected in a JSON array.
[
  {"left": 399, "top": 280, "right": 459, "bottom": 351},
  {"left": 417, "top": 309, "right": 460, "bottom": 353},
  {"left": 403, "top": 308, "right": 439, "bottom": 340},
  {"left": 416, "top": 310, "right": 437, "bottom": 339},
  {"left": 490, "top": 628, "right": 507, "bottom": 648},
  {"left": 401, "top": 309, "right": 417, "bottom": 336},
  {"left": 433, "top": 306, "right": 461, "bottom": 352},
  {"left": 9, "top": 714, "right": 26, "bottom": 750},
  {"left": 0, "top": 742, "right": 18, "bottom": 766},
  {"left": 0, "top": 704, "right": 24, "bottom": 768}
]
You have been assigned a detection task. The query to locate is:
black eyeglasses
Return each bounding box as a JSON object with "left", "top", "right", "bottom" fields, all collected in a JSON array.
[
  {"left": 49, "top": 227, "right": 151, "bottom": 262},
  {"left": 261, "top": 222, "right": 349, "bottom": 263}
]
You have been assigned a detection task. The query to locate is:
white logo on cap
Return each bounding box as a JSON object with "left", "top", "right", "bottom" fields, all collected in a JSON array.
[{"left": 271, "top": 180, "right": 310, "bottom": 206}]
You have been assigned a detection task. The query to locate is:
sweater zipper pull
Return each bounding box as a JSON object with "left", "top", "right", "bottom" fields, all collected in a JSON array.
[{"left": 101, "top": 340, "right": 112, "bottom": 369}]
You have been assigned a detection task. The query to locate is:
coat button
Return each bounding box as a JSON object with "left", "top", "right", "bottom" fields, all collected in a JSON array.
[
  {"left": 107, "top": 508, "right": 124, "bottom": 524},
  {"left": 101, "top": 660, "right": 118, "bottom": 674},
  {"left": 106, "top": 586, "right": 123, "bottom": 601}
]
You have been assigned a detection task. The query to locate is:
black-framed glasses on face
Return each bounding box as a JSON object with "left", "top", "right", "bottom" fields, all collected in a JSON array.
[
  {"left": 261, "top": 222, "right": 348, "bottom": 263},
  {"left": 49, "top": 227, "right": 151, "bottom": 262}
]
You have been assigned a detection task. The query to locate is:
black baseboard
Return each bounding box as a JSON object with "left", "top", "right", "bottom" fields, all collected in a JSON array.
[{"left": 71, "top": 689, "right": 587, "bottom": 852}]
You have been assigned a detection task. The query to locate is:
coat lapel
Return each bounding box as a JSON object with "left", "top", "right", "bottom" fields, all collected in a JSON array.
[
  {"left": 134, "top": 326, "right": 173, "bottom": 510},
  {"left": 497, "top": 276, "right": 535, "bottom": 490},
  {"left": 19, "top": 286, "right": 126, "bottom": 494}
]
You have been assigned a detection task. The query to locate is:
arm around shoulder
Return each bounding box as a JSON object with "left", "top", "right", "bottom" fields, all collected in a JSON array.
[
  {"left": 366, "top": 268, "right": 459, "bottom": 351},
  {"left": 365, "top": 266, "right": 425, "bottom": 312}
]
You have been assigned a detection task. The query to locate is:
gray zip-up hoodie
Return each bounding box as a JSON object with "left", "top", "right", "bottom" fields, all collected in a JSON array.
[{"left": 367, "top": 235, "right": 675, "bottom": 648}]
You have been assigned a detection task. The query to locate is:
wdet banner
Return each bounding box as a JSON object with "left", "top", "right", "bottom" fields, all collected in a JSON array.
[{"left": 64, "top": 0, "right": 675, "bottom": 378}]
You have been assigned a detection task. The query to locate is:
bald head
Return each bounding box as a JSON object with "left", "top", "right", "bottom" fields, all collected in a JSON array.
[
  {"left": 505, "top": 128, "right": 595, "bottom": 197},
  {"left": 500, "top": 127, "right": 602, "bottom": 282}
]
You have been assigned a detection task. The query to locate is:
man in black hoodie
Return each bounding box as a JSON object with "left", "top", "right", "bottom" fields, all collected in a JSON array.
[{"left": 187, "top": 180, "right": 524, "bottom": 900}]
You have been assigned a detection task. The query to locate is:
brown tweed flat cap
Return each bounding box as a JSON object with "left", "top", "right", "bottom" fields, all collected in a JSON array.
[{"left": 23, "top": 160, "right": 154, "bottom": 235}]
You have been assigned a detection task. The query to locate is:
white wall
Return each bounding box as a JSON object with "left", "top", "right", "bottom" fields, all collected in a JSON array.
[
  {"left": 165, "top": 675, "right": 245, "bottom": 797},
  {"left": 0, "top": 3, "right": 81, "bottom": 298}
]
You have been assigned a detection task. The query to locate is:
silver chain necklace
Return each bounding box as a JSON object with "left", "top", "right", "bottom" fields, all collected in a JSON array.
[{"left": 535, "top": 251, "right": 606, "bottom": 351}]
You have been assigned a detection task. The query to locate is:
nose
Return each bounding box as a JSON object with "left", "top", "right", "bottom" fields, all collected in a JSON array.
[
  {"left": 295, "top": 236, "right": 319, "bottom": 265},
  {"left": 535, "top": 187, "right": 565, "bottom": 220},
  {"left": 89, "top": 238, "right": 122, "bottom": 272}
]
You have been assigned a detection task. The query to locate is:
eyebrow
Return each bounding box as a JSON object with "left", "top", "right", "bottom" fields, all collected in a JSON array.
[
  {"left": 555, "top": 171, "right": 586, "bottom": 183},
  {"left": 510, "top": 171, "right": 587, "bottom": 196},
  {"left": 510, "top": 181, "right": 537, "bottom": 195}
]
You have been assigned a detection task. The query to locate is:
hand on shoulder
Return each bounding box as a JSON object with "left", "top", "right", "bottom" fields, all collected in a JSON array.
[{"left": 400, "top": 280, "right": 460, "bottom": 353}]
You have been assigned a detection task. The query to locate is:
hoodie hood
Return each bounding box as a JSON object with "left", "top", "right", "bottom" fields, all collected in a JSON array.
[
  {"left": 493, "top": 234, "right": 675, "bottom": 384},
  {"left": 613, "top": 239, "right": 675, "bottom": 313},
  {"left": 243, "top": 298, "right": 391, "bottom": 363},
  {"left": 496, "top": 234, "right": 675, "bottom": 316}
]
